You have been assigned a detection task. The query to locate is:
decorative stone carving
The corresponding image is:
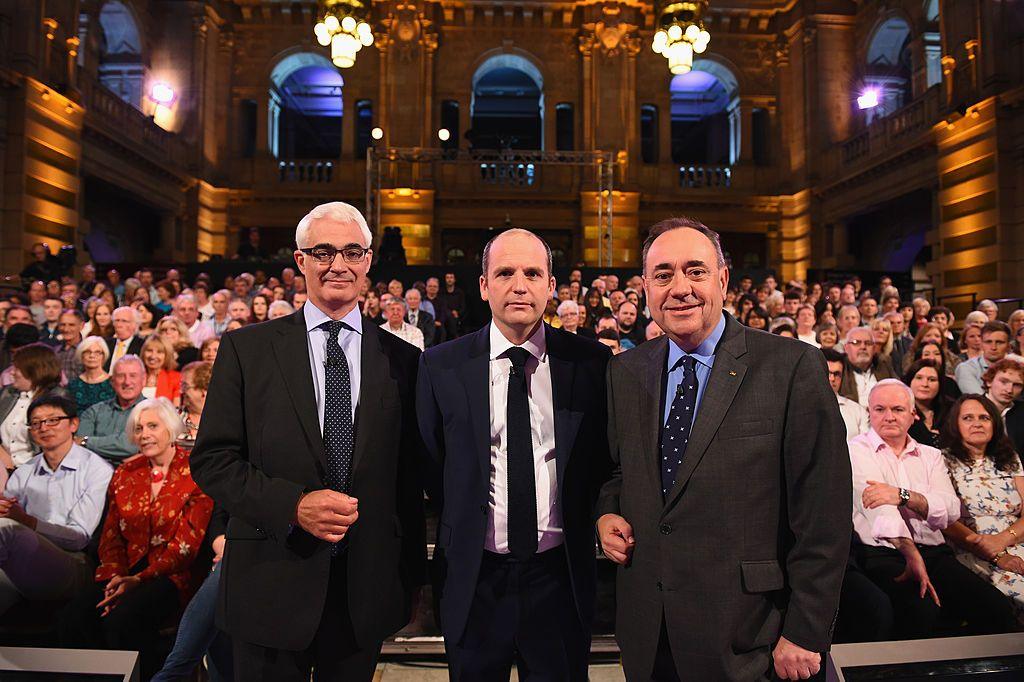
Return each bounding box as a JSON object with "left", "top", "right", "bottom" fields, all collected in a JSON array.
[{"left": 579, "top": 6, "right": 640, "bottom": 58}]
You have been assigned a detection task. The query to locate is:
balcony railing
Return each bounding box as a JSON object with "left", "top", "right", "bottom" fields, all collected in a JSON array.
[
  {"left": 678, "top": 165, "right": 732, "bottom": 189},
  {"left": 478, "top": 161, "right": 536, "bottom": 186},
  {"left": 278, "top": 160, "right": 334, "bottom": 183},
  {"left": 838, "top": 86, "right": 942, "bottom": 169}
]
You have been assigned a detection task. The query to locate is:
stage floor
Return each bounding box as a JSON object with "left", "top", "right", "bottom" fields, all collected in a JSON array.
[{"left": 374, "top": 661, "right": 626, "bottom": 680}]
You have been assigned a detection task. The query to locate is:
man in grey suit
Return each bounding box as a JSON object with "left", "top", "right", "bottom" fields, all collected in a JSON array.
[{"left": 597, "top": 217, "right": 851, "bottom": 680}]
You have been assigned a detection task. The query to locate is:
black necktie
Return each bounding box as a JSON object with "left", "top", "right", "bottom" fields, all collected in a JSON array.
[
  {"left": 505, "top": 346, "right": 537, "bottom": 560},
  {"left": 322, "top": 320, "right": 354, "bottom": 552},
  {"left": 661, "top": 356, "right": 698, "bottom": 498}
]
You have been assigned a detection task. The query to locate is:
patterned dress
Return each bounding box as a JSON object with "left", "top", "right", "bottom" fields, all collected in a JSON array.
[
  {"left": 95, "top": 446, "right": 213, "bottom": 604},
  {"left": 67, "top": 377, "right": 115, "bottom": 412},
  {"left": 945, "top": 451, "right": 1024, "bottom": 623}
]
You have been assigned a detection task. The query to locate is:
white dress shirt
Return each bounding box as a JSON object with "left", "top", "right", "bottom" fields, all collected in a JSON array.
[
  {"left": 837, "top": 394, "right": 869, "bottom": 440},
  {"left": 853, "top": 369, "right": 877, "bottom": 408},
  {"left": 487, "top": 322, "right": 562, "bottom": 554},
  {"left": 1, "top": 392, "right": 35, "bottom": 466},
  {"left": 798, "top": 332, "right": 820, "bottom": 348},
  {"left": 304, "top": 301, "right": 362, "bottom": 431},
  {"left": 380, "top": 320, "right": 425, "bottom": 351}
]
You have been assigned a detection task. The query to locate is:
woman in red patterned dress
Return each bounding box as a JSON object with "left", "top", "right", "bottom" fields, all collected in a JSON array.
[{"left": 59, "top": 397, "right": 213, "bottom": 680}]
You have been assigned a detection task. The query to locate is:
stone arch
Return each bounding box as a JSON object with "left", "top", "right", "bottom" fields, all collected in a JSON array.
[
  {"left": 468, "top": 49, "right": 546, "bottom": 150},
  {"left": 266, "top": 51, "right": 344, "bottom": 158},
  {"left": 97, "top": 0, "right": 145, "bottom": 107}
]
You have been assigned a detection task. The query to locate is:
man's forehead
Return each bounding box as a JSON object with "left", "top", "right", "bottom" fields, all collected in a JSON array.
[{"left": 306, "top": 219, "right": 368, "bottom": 247}]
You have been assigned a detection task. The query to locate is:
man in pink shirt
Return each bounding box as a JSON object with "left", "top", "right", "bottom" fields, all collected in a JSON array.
[{"left": 849, "top": 379, "right": 1017, "bottom": 638}]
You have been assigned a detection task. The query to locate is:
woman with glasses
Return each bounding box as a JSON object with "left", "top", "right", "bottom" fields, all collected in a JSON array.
[
  {"left": 67, "top": 336, "right": 115, "bottom": 412},
  {"left": 0, "top": 343, "right": 68, "bottom": 471},
  {"left": 177, "top": 361, "right": 211, "bottom": 449},
  {"left": 941, "top": 395, "right": 1024, "bottom": 624}
]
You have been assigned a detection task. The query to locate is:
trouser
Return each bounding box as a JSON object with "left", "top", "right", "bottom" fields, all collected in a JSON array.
[
  {"left": 446, "top": 547, "right": 590, "bottom": 682},
  {"left": 0, "top": 517, "right": 91, "bottom": 615},
  {"left": 151, "top": 563, "right": 232, "bottom": 682},
  {"left": 232, "top": 553, "right": 381, "bottom": 682}
]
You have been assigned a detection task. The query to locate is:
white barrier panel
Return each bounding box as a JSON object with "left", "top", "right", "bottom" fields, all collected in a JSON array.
[
  {"left": 827, "top": 633, "right": 1024, "bottom": 681},
  {"left": 0, "top": 647, "right": 139, "bottom": 681}
]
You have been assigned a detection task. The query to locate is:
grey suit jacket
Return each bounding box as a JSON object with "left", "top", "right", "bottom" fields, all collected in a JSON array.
[{"left": 598, "top": 313, "right": 851, "bottom": 680}]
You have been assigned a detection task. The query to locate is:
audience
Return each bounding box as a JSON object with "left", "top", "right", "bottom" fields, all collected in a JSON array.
[
  {"left": 903, "top": 360, "right": 950, "bottom": 448},
  {"left": 140, "top": 335, "right": 182, "bottom": 404},
  {"left": 77, "top": 356, "right": 146, "bottom": 462},
  {"left": 380, "top": 299, "right": 424, "bottom": 350},
  {"left": 155, "top": 316, "right": 199, "bottom": 370},
  {"left": 67, "top": 336, "right": 115, "bottom": 411},
  {"left": 0, "top": 395, "right": 112, "bottom": 615},
  {"left": 55, "top": 309, "right": 86, "bottom": 380},
  {"left": 105, "top": 307, "right": 144, "bottom": 371},
  {"left": 177, "top": 362, "right": 211, "bottom": 449},
  {"left": 956, "top": 321, "right": 1016, "bottom": 395},
  {"left": 822, "top": 348, "right": 868, "bottom": 439},
  {"left": 840, "top": 326, "right": 897, "bottom": 408},
  {"left": 0, "top": 343, "right": 69, "bottom": 470}
]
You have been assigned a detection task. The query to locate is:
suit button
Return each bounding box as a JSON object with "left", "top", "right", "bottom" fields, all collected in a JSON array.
[
  {"left": 660, "top": 524, "right": 672, "bottom": 535},
  {"left": 480, "top": 504, "right": 487, "bottom": 514},
  {"left": 656, "top": 581, "right": 663, "bottom": 591}
]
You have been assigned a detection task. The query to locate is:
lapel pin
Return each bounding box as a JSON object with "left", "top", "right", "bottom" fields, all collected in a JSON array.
[{"left": 728, "top": 371, "right": 737, "bottom": 376}]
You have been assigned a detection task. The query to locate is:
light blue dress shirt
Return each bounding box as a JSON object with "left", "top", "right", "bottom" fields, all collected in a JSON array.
[
  {"left": 663, "top": 313, "right": 726, "bottom": 428},
  {"left": 5, "top": 443, "right": 113, "bottom": 551},
  {"left": 303, "top": 301, "right": 363, "bottom": 432}
]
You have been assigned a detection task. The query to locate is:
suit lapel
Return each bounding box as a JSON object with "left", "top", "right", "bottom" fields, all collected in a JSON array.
[
  {"left": 641, "top": 337, "right": 669, "bottom": 494},
  {"left": 271, "top": 309, "right": 326, "bottom": 469},
  {"left": 456, "top": 327, "right": 492, "bottom": 484},
  {"left": 353, "top": 323, "right": 385, "bottom": 474},
  {"left": 663, "top": 316, "right": 748, "bottom": 511},
  {"left": 546, "top": 327, "right": 580, "bottom": 495}
]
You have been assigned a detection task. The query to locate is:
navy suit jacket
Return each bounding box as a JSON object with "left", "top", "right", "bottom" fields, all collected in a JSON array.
[{"left": 416, "top": 324, "right": 612, "bottom": 643}]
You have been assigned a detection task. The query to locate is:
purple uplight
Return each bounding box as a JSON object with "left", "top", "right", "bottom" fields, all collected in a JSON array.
[
  {"left": 148, "top": 82, "right": 177, "bottom": 106},
  {"left": 857, "top": 88, "right": 879, "bottom": 110}
]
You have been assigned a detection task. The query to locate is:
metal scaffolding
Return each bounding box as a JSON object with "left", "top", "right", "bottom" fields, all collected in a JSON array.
[{"left": 365, "top": 147, "right": 617, "bottom": 267}]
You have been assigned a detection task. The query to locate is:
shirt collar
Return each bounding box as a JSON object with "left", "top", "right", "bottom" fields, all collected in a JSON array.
[
  {"left": 303, "top": 300, "right": 363, "bottom": 336},
  {"left": 866, "top": 427, "right": 922, "bottom": 458},
  {"left": 36, "top": 443, "right": 87, "bottom": 475},
  {"left": 667, "top": 312, "right": 726, "bottom": 372},
  {"left": 489, "top": 321, "right": 547, "bottom": 364}
]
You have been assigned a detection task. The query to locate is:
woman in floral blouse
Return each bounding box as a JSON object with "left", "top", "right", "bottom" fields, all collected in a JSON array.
[
  {"left": 940, "top": 395, "right": 1024, "bottom": 624},
  {"left": 60, "top": 397, "right": 212, "bottom": 679}
]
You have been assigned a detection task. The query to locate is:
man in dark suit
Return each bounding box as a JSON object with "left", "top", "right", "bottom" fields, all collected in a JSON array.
[
  {"left": 597, "top": 217, "right": 851, "bottom": 681},
  {"left": 417, "top": 228, "right": 611, "bottom": 680},
  {"left": 404, "top": 287, "right": 435, "bottom": 347},
  {"left": 192, "top": 202, "right": 426, "bottom": 681},
  {"left": 104, "top": 307, "right": 144, "bottom": 371}
]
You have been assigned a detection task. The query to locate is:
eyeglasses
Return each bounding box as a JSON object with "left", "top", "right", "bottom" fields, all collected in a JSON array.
[
  {"left": 827, "top": 370, "right": 843, "bottom": 378},
  {"left": 299, "top": 244, "right": 370, "bottom": 265},
  {"left": 28, "top": 416, "right": 72, "bottom": 430},
  {"left": 845, "top": 339, "right": 871, "bottom": 347}
]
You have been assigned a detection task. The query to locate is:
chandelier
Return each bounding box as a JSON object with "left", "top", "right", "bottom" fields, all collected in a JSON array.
[
  {"left": 313, "top": 0, "right": 374, "bottom": 69},
  {"left": 651, "top": 1, "right": 711, "bottom": 75}
]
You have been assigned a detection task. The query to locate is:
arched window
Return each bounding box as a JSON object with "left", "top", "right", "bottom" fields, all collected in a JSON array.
[
  {"left": 555, "top": 103, "right": 574, "bottom": 151},
  {"left": 669, "top": 62, "right": 739, "bottom": 165},
  {"left": 470, "top": 54, "right": 544, "bottom": 150},
  {"left": 97, "top": 1, "right": 144, "bottom": 108},
  {"left": 640, "top": 104, "right": 659, "bottom": 164},
  {"left": 864, "top": 18, "right": 913, "bottom": 121},
  {"left": 355, "top": 99, "right": 373, "bottom": 159},
  {"left": 269, "top": 53, "right": 343, "bottom": 159}
]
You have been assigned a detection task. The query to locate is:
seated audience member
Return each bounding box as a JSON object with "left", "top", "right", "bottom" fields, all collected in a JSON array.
[
  {"left": 248, "top": 294, "right": 270, "bottom": 324},
  {"left": 956, "top": 321, "right": 1016, "bottom": 395},
  {"left": 172, "top": 294, "right": 214, "bottom": 349},
  {"left": 977, "top": 299, "right": 999, "bottom": 322},
  {"left": 403, "top": 288, "right": 435, "bottom": 347},
  {"left": 743, "top": 305, "right": 768, "bottom": 330},
  {"left": 1015, "top": 323, "right": 1024, "bottom": 358},
  {"left": 0, "top": 323, "right": 41, "bottom": 387},
  {"left": 267, "top": 299, "right": 293, "bottom": 320},
  {"left": 557, "top": 300, "right": 593, "bottom": 339},
  {"left": 905, "top": 323, "right": 958, "bottom": 376},
  {"left": 596, "top": 329, "right": 622, "bottom": 354},
  {"left": 841, "top": 326, "right": 897, "bottom": 408},
  {"left": 870, "top": 317, "right": 895, "bottom": 362},
  {"left": 156, "top": 316, "right": 199, "bottom": 370},
  {"left": 105, "top": 307, "right": 145, "bottom": 371},
  {"left": 770, "top": 321, "right": 796, "bottom": 338},
  {"left": 134, "top": 301, "right": 161, "bottom": 339},
  {"left": 38, "top": 296, "right": 64, "bottom": 346},
  {"left": 849, "top": 380, "right": 1017, "bottom": 639},
  {"left": 823, "top": 348, "right": 869, "bottom": 439},
  {"left": 0, "top": 395, "right": 112, "bottom": 615},
  {"left": 177, "top": 361, "right": 211, "bottom": 449},
  {"left": 909, "top": 340, "right": 962, "bottom": 403},
  {"left": 644, "top": 319, "right": 664, "bottom": 342},
  {"left": 927, "top": 306, "right": 960, "bottom": 351},
  {"left": 68, "top": 335, "right": 115, "bottom": 411},
  {"left": 77, "top": 355, "right": 146, "bottom": 463},
  {"left": 55, "top": 308, "right": 86, "bottom": 380},
  {"left": 0, "top": 343, "right": 68, "bottom": 470},
  {"left": 903, "top": 360, "right": 950, "bottom": 448},
  {"left": 59, "top": 397, "right": 213, "bottom": 679},
  {"left": 207, "top": 290, "right": 231, "bottom": 337},
  {"left": 983, "top": 358, "right": 1024, "bottom": 418},
  {"left": 380, "top": 298, "right": 424, "bottom": 350},
  {"left": 940, "top": 395, "right": 1024, "bottom": 624},
  {"left": 615, "top": 301, "right": 644, "bottom": 349},
  {"left": 226, "top": 299, "right": 250, "bottom": 323},
  {"left": 959, "top": 323, "right": 984, "bottom": 362},
  {"left": 141, "top": 335, "right": 182, "bottom": 404},
  {"left": 795, "top": 304, "right": 819, "bottom": 347},
  {"left": 816, "top": 322, "right": 840, "bottom": 351},
  {"left": 886, "top": 311, "right": 913, "bottom": 372},
  {"left": 199, "top": 337, "right": 220, "bottom": 364}
]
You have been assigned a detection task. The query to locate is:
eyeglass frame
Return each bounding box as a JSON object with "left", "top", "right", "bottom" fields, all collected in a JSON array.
[
  {"left": 28, "top": 415, "right": 73, "bottom": 430},
  {"left": 298, "top": 243, "right": 371, "bottom": 265}
]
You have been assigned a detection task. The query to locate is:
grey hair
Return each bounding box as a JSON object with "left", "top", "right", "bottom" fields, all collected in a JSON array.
[
  {"left": 869, "top": 378, "right": 915, "bottom": 409},
  {"left": 111, "top": 354, "right": 145, "bottom": 375},
  {"left": 964, "top": 310, "right": 989, "bottom": 327},
  {"left": 978, "top": 299, "right": 998, "bottom": 311},
  {"left": 268, "top": 300, "right": 294, "bottom": 317},
  {"left": 112, "top": 305, "right": 140, "bottom": 327},
  {"left": 556, "top": 300, "right": 580, "bottom": 316},
  {"left": 480, "top": 228, "right": 553, "bottom": 277},
  {"left": 385, "top": 298, "right": 408, "bottom": 313},
  {"left": 174, "top": 294, "right": 196, "bottom": 307},
  {"left": 75, "top": 335, "right": 111, "bottom": 365},
  {"left": 126, "top": 397, "right": 186, "bottom": 444},
  {"left": 295, "top": 202, "right": 372, "bottom": 248},
  {"left": 641, "top": 216, "right": 726, "bottom": 273}
]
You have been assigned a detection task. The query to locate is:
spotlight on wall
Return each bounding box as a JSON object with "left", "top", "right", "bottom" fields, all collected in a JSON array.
[
  {"left": 437, "top": 128, "right": 451, "bottom": 142},
  {"left": 371, "top": 126, "right": 384, "bottom": 140},
  {"left": 856, "top": 88, "right": 879, "bottom": 110},
  {"left": 148, "top": 82, "right": 178, "bottom": 106}
]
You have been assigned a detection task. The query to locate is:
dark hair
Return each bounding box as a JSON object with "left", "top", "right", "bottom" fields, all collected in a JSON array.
[
  {"left": 641, "top": 216, "right": 725, "bottom": 273},
  {"left": 913, "top": 340, "right": 948, "bottom": 376},
  {"left": 821, "top": 348, "right": 845, "bottom": 364},
  {"left": 783, "top": 290, "right": 802, "bottom": 302},
  {"left": 27, "top": 394, "right": 77, "bottom": 421},
  {"left": 481, "top": 229, "right": 553, "bottom": 277},
  {"left": 62, "top": 308, "right": 86, "bottom": 322},
  {"left": 927, "top": 306, "right": 953, "bottom": 321},
  {"left": 596, "top": 329, "right": 620, "bottom": 342},
  {"left": 5, "top": 322, "right": 40, "bottom": 348},
  {"left": 13, "top": 343, "right": 62, "bottom": 393},
  {"left": 940, "top": 395, "right": 1020, "bottom": 473},
  {"left": 743, "top": 306, "right": 769, "bottom": 326},
  {"left": 902, "top": 359, "right": 951, "bottom": 425},
  {"left": 981, "top": 320, "right": 1011, "bottom": 338}
]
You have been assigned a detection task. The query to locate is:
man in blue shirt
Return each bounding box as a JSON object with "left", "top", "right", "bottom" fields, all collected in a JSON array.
[{"left": 0, "top": 394, "right": 112, "bottom": 615}]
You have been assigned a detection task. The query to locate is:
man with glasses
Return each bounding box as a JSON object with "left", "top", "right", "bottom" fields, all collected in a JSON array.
[
  {"left": 823, "top": 348, "right": 869, "bottom": 439},
  {"left": 840, "top": 326, "right": 897, "bottom": 408},
  {"left": 192, "top": 201, "right": 425, "bottom": 681},
  {"left": 104, "top": 307, "right": 143, "bottom": 371},
  {"left": 0, "top": 394, "right": 112, "bottom": 615}
]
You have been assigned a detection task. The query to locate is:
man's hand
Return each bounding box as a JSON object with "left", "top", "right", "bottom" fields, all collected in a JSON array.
[
  {"left": 970, "top": 532, "right": 1009, "bottom": 560},
  {"left": 294, "top": 490, "right": 359, "bottom": 543},
  {"left": 0, "top": 497, "right": 33, "bottom": 528},
  {"left": 995, "top": 553, "right": 1024, "bottom": 575},
  {"left": 863, "top": 480, "right": 901, "bottom": 508},
  {"left": 893, "top": 543, "right": 940, "bottom": 606},
  {"left": 772, "top": 636, "right": 820, "bottom": 680},
  {"left": 211, "top": 534, "right": 226, "bottom": 564},
  {"left": 597, "top": 513, "right": 635, "bottom": 565}
]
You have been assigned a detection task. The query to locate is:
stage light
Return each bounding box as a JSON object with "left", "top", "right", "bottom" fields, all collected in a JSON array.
[
  {"left": 371, "top": 127, "right": 384, "bottom": 140},
  {"left": 148, "top": 82, "right": 177, "bottom": 106},
  {"left": 437, "top": 128, "right": 451, "bottom": 142},
  {"left": 856, "top": 88, "right": 879, "bottom": 110}
]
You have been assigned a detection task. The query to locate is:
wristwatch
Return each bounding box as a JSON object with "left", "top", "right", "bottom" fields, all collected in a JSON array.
[{"left": 898, "top": 488, "right": 911, "bottom": 507}]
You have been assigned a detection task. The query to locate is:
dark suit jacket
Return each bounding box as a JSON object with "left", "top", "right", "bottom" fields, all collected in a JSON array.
[
  {"left": 839, "top": 355, "right": 897, "bottom": 405},
  {"left": 407, "top": 309, "right": 436, "bottom": 348},
  {"left": 598, "top": 313, "right": 851, "bottom": 680},
  {"left": 103, "top": 335, "right": 144, "bottom": 370},
  {"left": 191, "top": 309, "right": 426, "bottom": 651},
  {"left": 417, "top": 324, "right": 612, "bottom": 644}
]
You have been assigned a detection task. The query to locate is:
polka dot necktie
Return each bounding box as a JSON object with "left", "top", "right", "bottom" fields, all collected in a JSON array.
[
  {"left": 661, "top": 356, "right": 698, "bottom": 499},
  {"left": 322, "top": 320, "right": 354, "bottom": 553},
  {"left": 505, "top": 346, "right": 538, "bottom": 561}
]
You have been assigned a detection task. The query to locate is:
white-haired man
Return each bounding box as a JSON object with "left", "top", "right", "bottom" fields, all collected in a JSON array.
[
  {"left": 173, "top": 294, "right": 215, "bottom": 348},
  {"left": 404, "top": 288, "right": 435, "bottom": 348},
  {"left": 192, "top": 201, "right": 425, "bottom": 681},
  {"left": 76, "top": 355, "right": 146, "bottom": 462},
  {"left": 848, "top": 379, "right": 1017, "bottom": 639},
  {"left": 104, "top": 307, "right": 143, "bottom": 371},
  {"left": 381, "top": 298, "right": 424, "bottom": 351}
]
